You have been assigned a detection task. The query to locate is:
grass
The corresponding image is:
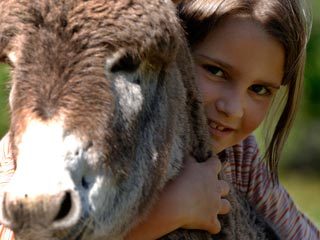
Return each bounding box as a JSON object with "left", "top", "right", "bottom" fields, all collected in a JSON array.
[{"left": 280, "top": 171, "right": 320, "bottom": 228}]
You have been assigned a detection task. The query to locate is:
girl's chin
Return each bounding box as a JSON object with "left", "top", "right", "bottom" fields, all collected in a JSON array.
[
  {"left": 211, "top": 143, "right": 225, "bottom": 155},
  {"left": 211, "top": 137, "right": 235, "bottom": 154}
]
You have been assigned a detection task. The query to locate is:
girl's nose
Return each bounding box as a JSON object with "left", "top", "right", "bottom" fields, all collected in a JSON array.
[{"left": 215, "top": 94, "right": 244, "bottom": 118}]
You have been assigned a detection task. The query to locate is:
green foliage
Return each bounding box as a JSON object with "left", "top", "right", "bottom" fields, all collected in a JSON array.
[
  {"left": 305, "top": 4, "right": 320, "bottom": 117},
  {"left": 0, "top": 64, "right": 9, "bottom": 138},
  {"left": 279, "top": 1, "right": 320, "bottom": 173}
]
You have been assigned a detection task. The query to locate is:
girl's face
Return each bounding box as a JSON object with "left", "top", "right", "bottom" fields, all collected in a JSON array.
[{"left": 193, "top": 16, "right": 285, "bottom": 153}]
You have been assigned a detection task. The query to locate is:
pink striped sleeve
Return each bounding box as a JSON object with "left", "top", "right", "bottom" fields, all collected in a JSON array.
[
  {"left": 242, "top": 136, "right": 320, "bottom": 240},
  {"left": 0, "top": 134, "right": 15, "bottom": 240}
]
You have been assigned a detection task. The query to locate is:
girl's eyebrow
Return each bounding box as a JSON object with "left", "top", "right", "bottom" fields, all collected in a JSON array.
[
  {"left": 254, "top": 80, "right": 281, "bottom": 89},
  {"left": 194, "top": 53, "right": 235, "bottom": 71}
]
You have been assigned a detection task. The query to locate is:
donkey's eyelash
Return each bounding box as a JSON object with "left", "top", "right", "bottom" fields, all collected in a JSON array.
[
  {"left": 110, "top": 54, "right": 141, "bottom": 73},
  {"left": 2, "top": 57, "right": 13, "bottom": 68}
]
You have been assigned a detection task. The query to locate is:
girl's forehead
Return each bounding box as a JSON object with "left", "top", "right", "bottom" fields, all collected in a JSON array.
[
  {"left": 210, "top": 15, "right": 273, "bottom": 42},
  {"left": 194, "top": 15, "right": 285, "bottom": 87}
]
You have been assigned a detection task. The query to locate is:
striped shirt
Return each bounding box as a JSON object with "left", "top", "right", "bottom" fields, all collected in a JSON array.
[
  {"left": 220, "top": 135, "right": 320, "bottom": 240},
  {"left": 0, "top": 134, "right": 319, "bottom": 239}
]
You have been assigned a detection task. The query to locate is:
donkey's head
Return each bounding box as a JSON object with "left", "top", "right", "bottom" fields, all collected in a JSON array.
[{"left": 0, "top": 0, "right": 190, "bottom": 239}]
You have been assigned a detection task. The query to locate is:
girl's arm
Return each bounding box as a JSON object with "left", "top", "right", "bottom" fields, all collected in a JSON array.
[
  {"left": 125, "top": 155, "right": 231, "bottom": 240},
  {"left": 238, "top": 136, "right": 320, "bottom": 240}
]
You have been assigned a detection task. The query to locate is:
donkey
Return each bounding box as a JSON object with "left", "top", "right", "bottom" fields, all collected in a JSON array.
[{"left": 0, "top": 0, "right": 279, "bottom": 239}]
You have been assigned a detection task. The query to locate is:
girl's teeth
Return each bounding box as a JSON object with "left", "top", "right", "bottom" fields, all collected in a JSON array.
[
  {"left": 217, "top": 126, "right": 225, "bottom": 131},
  {"left": 212, "top": 122, "right": 217, "bottom": 128},
  {"left": 210, "top": 121, "right": 225, "bottom": 131}
]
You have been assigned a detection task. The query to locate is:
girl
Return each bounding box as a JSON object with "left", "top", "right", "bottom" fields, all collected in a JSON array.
[
  {"left": 124, "top": 0, "right": 320, "bottom": 239},
  {"left": 0, "top": 0, "right": 319, "bottom": 240}
]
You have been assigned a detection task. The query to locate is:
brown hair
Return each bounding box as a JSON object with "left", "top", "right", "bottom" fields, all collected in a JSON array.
[{"left": 178, "top": 0, "right": 312, "bottom": 180}]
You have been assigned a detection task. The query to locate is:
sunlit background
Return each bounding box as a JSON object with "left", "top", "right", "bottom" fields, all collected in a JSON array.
[{"left": 0, "top": 0, "right": 319, "bottom": 228}]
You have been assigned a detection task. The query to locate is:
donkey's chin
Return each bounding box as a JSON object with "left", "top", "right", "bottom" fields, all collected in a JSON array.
[
  {"left": 53, "top": 216, "right": 92, "bottom": 240},
  {"left": 12, "top": 216, "right": 91, "bottom": 240},
  {"left": 13, "top": 228, "right": 61, "bottom": 240}
]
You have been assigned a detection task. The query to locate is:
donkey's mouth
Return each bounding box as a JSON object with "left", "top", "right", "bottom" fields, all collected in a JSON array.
[{"left": 58, "top": 216, "right": 91, "bottom": 240}]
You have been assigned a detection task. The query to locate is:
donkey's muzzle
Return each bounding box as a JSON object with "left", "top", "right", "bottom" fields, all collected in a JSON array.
[{"left": 0, "top": 188, "right": 81, "bottom": 233}]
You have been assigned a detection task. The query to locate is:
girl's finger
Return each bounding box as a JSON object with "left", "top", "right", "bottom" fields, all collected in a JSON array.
[
  {"left": 219, "top": 180, "right": 230, "bottom": 197},
  {"left": 208, "top": 216, "right": 221, "bottom": 234},
  {"left": 205, "top": 157, "right": 222, "bottom": 174},
  {"left": 218, "top": 198, "right": 231, "bottom": 215}
]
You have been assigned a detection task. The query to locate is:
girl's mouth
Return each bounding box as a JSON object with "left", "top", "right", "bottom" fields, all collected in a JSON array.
[
  {"left": 210, "top": 121, "right": 227, "bottom": 131},
  {"left": 209, "top": 120, "right": 234, "bottom": 131},
  {"left": 208, "top": 120, "right": 235, "bottom": 137}
]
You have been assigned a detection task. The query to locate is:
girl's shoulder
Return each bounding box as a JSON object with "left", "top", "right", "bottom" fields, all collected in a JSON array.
[
  {"left": 221, "top": 134, "right": 260, "bottom": 164},
  {"left": 220, "top": 135, "right": 261, "bottom": 193}
]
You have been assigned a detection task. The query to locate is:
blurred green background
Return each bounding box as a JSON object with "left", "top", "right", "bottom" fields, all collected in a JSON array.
[
  {"left": 0, "top": 0, "right": 319, "bottom": 228},
  {"left": 277, "top": 0, "right": 320, "bottom": 227}
]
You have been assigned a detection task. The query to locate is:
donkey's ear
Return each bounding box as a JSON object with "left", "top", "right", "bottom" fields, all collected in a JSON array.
[
  {"left": 0, "top": 0, "right": 20, "bottom": 62},
  {"left": 0, "top": 0, "right": 12, "bottom": 61},
  {"left": 0, "top": 29, "right": 13, "bottom": 62}
]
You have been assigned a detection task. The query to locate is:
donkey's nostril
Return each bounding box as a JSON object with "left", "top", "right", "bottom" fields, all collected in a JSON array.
[
  {"left": 81, "top": 177, "right": 90, "bottom": 189},
  {"left": 54, "top": 191, "right": 72, "bottom": 222}
]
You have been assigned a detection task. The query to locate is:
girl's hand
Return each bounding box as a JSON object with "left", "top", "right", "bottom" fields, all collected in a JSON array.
[
  {"left": 126, "top": 154, "right": 231, "bottom": 240},
  {"left": 166, "top": 154, "right": 231, "bottom": 234}
]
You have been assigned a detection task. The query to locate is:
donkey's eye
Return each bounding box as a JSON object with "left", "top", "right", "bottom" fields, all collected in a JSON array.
[
  {"left": 0, "top": 55, "right": 12, "bottom": 67},
  {"left": 110, "top": 54, "right": 141, "bottom": 73},
  {"left": 3, "top": 51, "right": 17, "bottom": 68}
]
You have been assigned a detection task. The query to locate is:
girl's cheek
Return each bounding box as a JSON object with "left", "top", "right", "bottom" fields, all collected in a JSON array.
[
  {"left": 245, "top": 101, "right": 270, "bottom": 132},
  {"left": 195, "top": 78, "right": 213, "bottom": 103},
  {"left": 196, "top": 71, "right": 221, "bottom": 104}
]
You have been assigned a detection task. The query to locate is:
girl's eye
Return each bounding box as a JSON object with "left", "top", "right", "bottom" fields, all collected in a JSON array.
[
  {"left": 202, "top": 64, "right": 224, "bottom": 78},
  {"left": 249, "top": 85, "right": 271, "bottom": 96}
]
